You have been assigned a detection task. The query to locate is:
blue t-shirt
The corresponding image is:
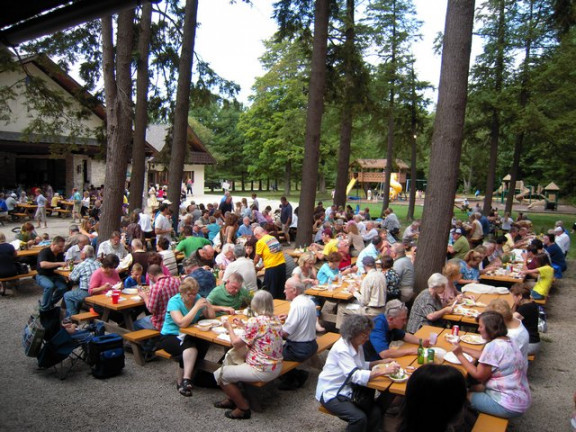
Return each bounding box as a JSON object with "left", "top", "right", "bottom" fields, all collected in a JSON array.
[
  {"left": 363, "top": 314, "right": 406, "bottom": 361},
  {"left": 124, "top": 275, "right": 146, "bottom": 288},
  {"left": 317, "top": 263, "right": 339, "bottom": 284},
  {"left": 186, "top": 269, "right": 216, "bottom": 298},
  {"left": 237, "top": 224, "right": 253, "bottom": 238},
  {"left": 206, "top": 223, "right": 220, "bottom": 242},
  {"left": 161, "top": 293, "right": 205, "bottom": 335},
  {"left": 456, "top": 259, "right": 480, "bottom": 290}
]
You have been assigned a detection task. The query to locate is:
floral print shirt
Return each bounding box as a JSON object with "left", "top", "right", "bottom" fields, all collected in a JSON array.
[{"left": 241, "top": 315, "right": 283, "bottom": 372}]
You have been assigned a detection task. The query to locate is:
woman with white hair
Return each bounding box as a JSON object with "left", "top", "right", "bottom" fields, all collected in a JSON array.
[
  {"left": 212, "top": 290, "right": 283, "bottom": 420},
  {"left": 215, "top": 243, "right": 236, "bottom": 271},
  {"left": 406, "top": 273, "right": 456, "bottom": 334}
]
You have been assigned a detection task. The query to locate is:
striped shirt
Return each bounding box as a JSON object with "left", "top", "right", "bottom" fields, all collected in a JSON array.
[
  {"left": 148, "top": 276, "right": 181, "bottom": 331},
  {"left": 69, "top": 258, "right": 101, "bottom": 291}
]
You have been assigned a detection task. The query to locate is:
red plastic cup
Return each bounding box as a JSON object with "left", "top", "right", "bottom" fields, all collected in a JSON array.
[{"left": 111, "top": 290, "right": 120, "bottom": 304}]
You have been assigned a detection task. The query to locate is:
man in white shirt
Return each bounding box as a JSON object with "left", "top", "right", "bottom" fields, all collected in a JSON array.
[
  {"left": 361, "top": 221, "right": 379, "bottom": 243},
  {"left": 222, "top": 244, "right": 258, "bottom": 292},
  {"left": 97, "top": 231, "right": 128, "bottom": 260},
  {"left": 138, "top": 208, "right": 154, "bottom": 247},
  {"left": 554, "top": 226, "right": 570, "bottom": 255},
  {"left": 277, "top": 277, "right": 318, "bottom": 390},
  {"left": 154, "top": 203, "right": 173, "bottom": 243},
  {"left": 64, "top": 235, "right": 90, "bottom": 263}
]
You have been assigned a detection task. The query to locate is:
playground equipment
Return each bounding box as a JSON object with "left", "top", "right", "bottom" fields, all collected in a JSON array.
[
  {"left": 348, "top": 158, "right": 408, "bottom": 201},
  {"left": 497, "top": 175, "right": 560, "bottom": 210}
]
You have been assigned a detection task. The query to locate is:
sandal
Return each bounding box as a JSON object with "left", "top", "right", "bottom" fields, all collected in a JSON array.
[
  {"left": 214, "top": 399, "right": 236, "bottom": 409},
  {"left": 225, "top": 408, "right": 251, "bottom": 420},
  {"left": 177, "top": 379, "right": 193, "bottom": 397}
]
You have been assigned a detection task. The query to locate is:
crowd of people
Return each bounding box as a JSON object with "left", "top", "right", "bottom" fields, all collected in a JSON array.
[{"left": 2, "top": 186, "right": 573, "bottom": 429}]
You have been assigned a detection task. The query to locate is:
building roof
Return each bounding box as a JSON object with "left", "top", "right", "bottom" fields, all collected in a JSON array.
[
  {"left": 350, "top": 159, "right": 409, "bottom": 170},
  {"left": 544, "top": 182, "right": 560, "bottom": 191},
  {"left": 146, "top": 124, "right": 216, "bottom": 165}
]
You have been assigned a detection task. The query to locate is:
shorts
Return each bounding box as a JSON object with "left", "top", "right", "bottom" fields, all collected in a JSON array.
[{"left": 214, "top": 362, "right": 282, "bottom": 386}]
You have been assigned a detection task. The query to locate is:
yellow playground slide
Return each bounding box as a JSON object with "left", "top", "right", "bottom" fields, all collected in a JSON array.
[
  {"left": 390, "top": 174, "right": 402, "bottom": 199},
  {"left": 346, "top": 178, "right": 357, "bottom": 195}
]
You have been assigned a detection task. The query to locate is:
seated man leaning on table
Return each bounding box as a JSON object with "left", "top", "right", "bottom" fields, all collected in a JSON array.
[
  {"left": 222, "top": 244, "right": 258, "bottom": 293},
  {"left": 134, "top": 264, "right": 181, "bottom": 334},
  {"left": 363, "top": 300, "right": 430, "bottom": 361},
  {"left": 406, "top": 273, "right": 456, "bottom": 334},
  {"left": 183, "top": 256, "right": 216, "bottom": 297},
  {"left": 309, "top": 228, "right": 338, "bottom": 260},
  {"left": 97, "top": 231, "right": 128, "bottom": 260},
  {"left": 206, "top": 272, "right": 252, "bottom": 316},
  {"left": 176, "top": 225, "right": 211, "bottom": 258},
  {"left": 36, "top": 236, "right": 68, "bottom": 311},
  {"left": 64, "top": 234, "right": 90, "bottom": 264},
  {"left": 64, "top": 245, "right": 101, "bottom": 317},
  {"left": 276, "top": 277, "right": 318, "bottom": 390}
]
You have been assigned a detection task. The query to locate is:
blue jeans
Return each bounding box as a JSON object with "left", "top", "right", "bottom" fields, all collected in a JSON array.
[
  {"left": 531, "top": 290, "right": 545, "bottom": 300},
  {"left": 37, "top": 274, "right": 67, "bottom": 311},
  {"left": 283, "top": 339, "right": 318, "bottom": 362},
  {"left": 470, "top": 392, "right": 523, "bottom": 419},
  {"left": 63, "top": 288, "right": 89, "bottom": 317}
]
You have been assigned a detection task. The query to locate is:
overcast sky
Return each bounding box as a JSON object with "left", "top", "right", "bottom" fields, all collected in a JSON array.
[{"left": 193, "top": 0, "right": 472, "bottom": 105}]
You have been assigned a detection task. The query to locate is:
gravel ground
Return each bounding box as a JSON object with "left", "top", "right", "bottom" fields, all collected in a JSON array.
[{"left": 0, "top": 213, "right": 574, "bottom": 432}]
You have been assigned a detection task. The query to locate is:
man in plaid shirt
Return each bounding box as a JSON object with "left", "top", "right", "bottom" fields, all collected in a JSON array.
[
  {"left": 135, "top": 264, "right": 181, "bottom": 331},
  {"left": 64, "top": 245, "right": 101, "bottom": 317}
]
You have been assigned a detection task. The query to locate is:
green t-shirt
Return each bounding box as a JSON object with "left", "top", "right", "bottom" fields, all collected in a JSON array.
[
  {"left": 452, "top": 235, "right": 470, "bottom": 260},
  {"left": 206, "top": 284, "right": 251, "bottom": 315},
  {"left": 176, "top": 236, "right": 210, "bottom": 258}
]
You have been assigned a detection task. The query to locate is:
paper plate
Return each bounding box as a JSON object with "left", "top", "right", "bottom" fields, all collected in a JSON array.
[
  {"left": 460, "top": 334, "right": 486, "bottom": 345},
  {"left": 496, "top": 287, "right": 510, "bottom": 295},
  {"left": 444, "top": 352, "right": 474, "bottom": 365},
  {"left": 122, "top": 288, "right": 138, "bottom": 295},
  {"left": 197, "top": 319, "right": 220, "bottom": 327},
  {"left": 211, "top": 326, "right": 227, "bottom": 334}
]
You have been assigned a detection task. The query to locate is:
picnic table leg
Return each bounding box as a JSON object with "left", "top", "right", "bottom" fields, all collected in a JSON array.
[{"left": 122, "top": 312, "right": 135, "bottom": 331}]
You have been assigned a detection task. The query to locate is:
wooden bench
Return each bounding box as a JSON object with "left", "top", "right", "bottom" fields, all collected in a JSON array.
[
  {"left": 248, "top": 332, "right": 340, "bottom": 388},
  {"left": 0, "top": 270, "right": 38, "bottom": 295},
  {"left": 123, "top": 329, "right": 161, "bottom": 366},
  {"left": 12, "top": 212, "right": 29, "bottom": 220},
  {"left": 320, "top": 407, "right": 509, "bottom": 431},
  {"left": 471, "top": 413, "right": 509, "bottom": 432},
  {"left": 70, "top": 311, "right": 100, "bottom": 323},
  {"left": 50, "top": 209, "right": 71, "bottom": 218}
]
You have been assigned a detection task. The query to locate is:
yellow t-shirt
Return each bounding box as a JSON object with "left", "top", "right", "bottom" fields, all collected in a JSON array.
[
  {"left": 533, "top": 265, "right": 554, "bottom": 297},
  {"left": 322, "top": 239, "right": 339, "bottom": 257},
  {"left": 256, "top": 234, "right": 285, "bottom": 269}
]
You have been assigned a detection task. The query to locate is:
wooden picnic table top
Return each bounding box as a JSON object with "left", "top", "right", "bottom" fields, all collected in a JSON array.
[
  {"left": 85, "top": 292, "right": 144, "bottom": 311},
  {"left": 180, "top": 299, "right": 292, "bottom": 348},
  {"left": 367, "top": 325, "right": 479, "bottom": 395},
  {"left": 16, "top": 245, "right": 47, "bottom": 258},
  {"left": 305, "top": 279, "right": 356, "bottom": 301},
  {"left": 16, "top": 203, "right": 37, "bottom": 209},
  {"left": 480, "top": 273, "right": 524, "bottom": 285},
  {"left": 443, "top": 292, "right": 514, "bottom": 325},
  {"left": 55, "top": 268, "right": 72, "bottom": 278}
]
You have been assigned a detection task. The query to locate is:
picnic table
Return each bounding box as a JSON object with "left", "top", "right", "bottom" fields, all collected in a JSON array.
[
  {"left": 443, "top": 292, "right": 514, "bottom": 325},
  {"left": 367, "top": 325, "right": 481, "bottom": 395},
  {"left": 85, "top": 292, "right": 144, "bottom": 331},
  {"left": 479, "top": 272, "right": 524, "bottom": 286},
  {"left": 16, "top": 245, "right": 48, "bottom": 258},
  {"left": 15, "top": 203, "right": 37, "bottom": 219},
  {"left": 54, "top": 268, "right": 72, "bottom": 279}
]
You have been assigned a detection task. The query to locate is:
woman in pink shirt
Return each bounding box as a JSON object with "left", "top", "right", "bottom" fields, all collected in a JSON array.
[{"left": 89, "top": 254, "right": 121, "bottom": 295}]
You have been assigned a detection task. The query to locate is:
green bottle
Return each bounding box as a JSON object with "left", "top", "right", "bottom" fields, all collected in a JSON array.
[{"left": 417, "top": 339, "right": 425, "bottom": 364}]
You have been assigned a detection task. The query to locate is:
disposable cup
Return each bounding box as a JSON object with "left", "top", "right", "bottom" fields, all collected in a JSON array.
[
  {"left": 111, "top": 290, "right": 120, "bottom": 304},
  {"left": 429, "top": 332, "right": 438, "bottom": 345}
]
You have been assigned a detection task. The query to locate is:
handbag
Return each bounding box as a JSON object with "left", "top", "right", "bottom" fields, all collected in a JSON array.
[
  {"left": 216, "top": 345, "right": 248, "bottom": 385},
  {"left": 337, "top": 367, "right": 376, "bottom": 413}
]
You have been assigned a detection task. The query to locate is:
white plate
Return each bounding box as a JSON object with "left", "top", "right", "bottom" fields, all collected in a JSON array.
[
  {"left": 122, "top": 288, "right": 139, "bottom": 295},
  {"left": 112, "top": 282, "right": 123, "bottom": 290},
  {"left": 460, "top": 334, "right": 486, "bottom": 345},
  {"left": 429, "top": 347, "right": 447, "bottom": 362},
  {"left": 211, "top": 326, "right": 227, "bottom": 334},
  {"left": 496, "top": 287, "right": 510, "bottom": 295},
  {"left": 313, "top": 285, "right": 328, "bottom": 291},
  {"left": 388, "top": 368, "right": 409, "bottom": 383},
  {"left": 197, "top": 319, "right": 220, "bottom": 327},
  {"left": 444, "top": 352, "right": 474, "bottom": 364}
]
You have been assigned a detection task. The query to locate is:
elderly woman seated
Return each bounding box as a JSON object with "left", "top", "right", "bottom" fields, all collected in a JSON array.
[
  {"left": 451, "top": 311, "right": 531, "bottom": 418},
  {"left": 406, "top": 273, "right": 456, "bottom": 334},
  {"left": 212, "top": 290, "right": 283, "bottom": 420},
  {"left": 158, "top": 277, "right": 215, "bottom": 397},
  {"left": 215, "top": 243, "right": 235, "bottom": 271},
  {"left": 316, "top": 315, "right": 399, "bottom": 432}
]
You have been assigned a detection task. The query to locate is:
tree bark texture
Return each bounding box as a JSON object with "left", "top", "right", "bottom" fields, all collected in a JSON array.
[
  {"left": 167, "top": 0, "right": 199, "bottom": 229},
  {"left": 413, "top": 0, "right": 475, "bottom": 293},
  {"left": 99, "top": 10, "right": 135, "bottom": 244},
  {"left": 295, "top": 0, "right": 329, "bottom": 247},
  {"left": 482, "top": 0, "right": 505, "bottom": 215},
  {"left": 407, "top": 65, "right": 417, "bottom": 220},
  {"left": 333, "top": 0, "right": 356, "bottom": 209},
  {"left": 129, "top": 2, "right": 153, "bottom": 212}
]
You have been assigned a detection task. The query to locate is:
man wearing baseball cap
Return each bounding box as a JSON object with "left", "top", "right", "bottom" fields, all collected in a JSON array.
[{"left": 447, "top": 228, "right": 470, "bottom": 260}]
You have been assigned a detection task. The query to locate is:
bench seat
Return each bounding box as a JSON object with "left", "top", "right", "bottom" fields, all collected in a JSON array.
[
  {"left": 70, "top": 311, "right": 100, "bottom": 322},
  {"left": 123, "top": 329, "right": 161, "bottom": 366},
  {"left": 0, "top": 270, "right": 37, "bottom": 283},
  {"left": 248, "top": 332, "right": 339, "bottom": 387},
  {"left": 471, "top": 413, "right": 509, "bottom": 432}
]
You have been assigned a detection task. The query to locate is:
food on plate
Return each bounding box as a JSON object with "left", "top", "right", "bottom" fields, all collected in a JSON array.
[
  {"left": 460, "top": 334, "right": 486, "bottom": 345},
  {"left": 444, "top": 334, "right": 460, "bottom": 343}
]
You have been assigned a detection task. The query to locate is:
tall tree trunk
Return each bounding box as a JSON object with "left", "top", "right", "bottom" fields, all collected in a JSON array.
[
  {"left": 129, "top": 2, "right": 153, "bottom": 212},
  {"left": 407, "top": 64, "right": 418, "bottom": 220},
  {"left": 284, "top": 160, "right": 291, "bottom": 196},
  {"left": 334, "top": 0, "right": 355, "bottom": 209},
  {"left": 295, "top": 0, "right": 329, "bottom": 247},
  {"left": 99, "top": 10, "right": 135, "bottom": 244},
  {"left": 505, "top": 1, "right": 533, "bottom": 215},
  {"left": 167, "top": 0, "right": 198, "bottom": 229},
  {"left": 482, "top": 0, "right": 505, "bottom": 215},
  {"left": 413, "top": 0, "right": 475, "bottom": 293},
  {"left": 382, "top": 0, "right": 397, "bottom": 212}
]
